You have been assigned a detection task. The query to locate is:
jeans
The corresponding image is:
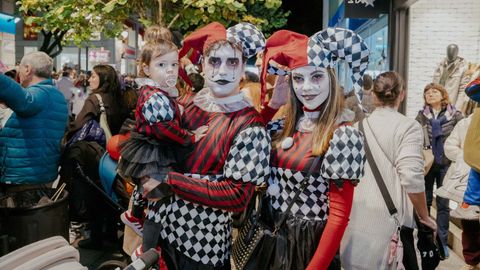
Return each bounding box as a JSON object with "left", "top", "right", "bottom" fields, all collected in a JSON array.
[{"left": 425, "top": 163, "right": 450, "bottom": 247}]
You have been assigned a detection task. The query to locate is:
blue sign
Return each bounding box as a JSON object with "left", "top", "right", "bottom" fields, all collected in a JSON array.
[{"left": 0, "top": 13, "right": 17, "bottom": 35}]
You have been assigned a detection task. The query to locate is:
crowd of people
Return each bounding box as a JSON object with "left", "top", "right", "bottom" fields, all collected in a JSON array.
[{"left": 1, "top": 21, "right": 480, "bottom": 270}]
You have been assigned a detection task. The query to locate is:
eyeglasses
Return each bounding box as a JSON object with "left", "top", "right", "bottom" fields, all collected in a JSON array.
[{"left": 424, "top": 90, "right": 442, "bottom": 96}]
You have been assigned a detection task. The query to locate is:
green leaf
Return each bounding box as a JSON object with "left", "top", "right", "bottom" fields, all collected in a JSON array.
[
  {"left": 103, "top": 0, "right": 116, "bottom": 13},
  {"left": 207, "top": 5, "right": 215, "bottom": 13}
]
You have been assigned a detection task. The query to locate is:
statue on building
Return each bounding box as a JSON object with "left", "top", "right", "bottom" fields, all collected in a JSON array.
[{"left": 433, "top": 44, "right": 470, "bottom": 113}]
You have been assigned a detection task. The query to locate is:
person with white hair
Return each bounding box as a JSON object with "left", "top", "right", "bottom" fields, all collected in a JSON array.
[{"left": 0, "top": 52, "right": 68, "bottom": 193}]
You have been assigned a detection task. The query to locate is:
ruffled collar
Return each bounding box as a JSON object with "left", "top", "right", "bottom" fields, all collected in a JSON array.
[
  {"left": 193, "top": 88, "right": 252, "bottom": 113},
  {"left": 134, "top": 78, "right": 179, "bottom": 97},
  {"left": 296, "top": 108, "right": 354, "bottom": 133}
]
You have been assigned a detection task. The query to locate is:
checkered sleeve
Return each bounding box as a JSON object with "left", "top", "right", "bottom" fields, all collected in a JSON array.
[
  {"left": 166, "top": 126, "right": 271, "bottom": 212},
  {"left": 266, "top": 119, "right": 285, "bottom": 136},
  {"left": 320, "top": 125, "right": 365, "bottom": 186},
  {"left": 224, "top": 126, "right": 271, "bottom": 185},
  {"left": 141, "top": 92, "right": 194, "bottom": 146}
]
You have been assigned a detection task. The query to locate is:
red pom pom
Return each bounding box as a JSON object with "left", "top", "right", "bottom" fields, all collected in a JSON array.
[{"left": 107, "top": 133, "right": 129, "bottom": 160}]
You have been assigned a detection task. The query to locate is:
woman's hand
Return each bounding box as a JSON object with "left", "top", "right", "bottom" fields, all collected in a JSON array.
[
  {"left": 419, "top": 215, "right": 437, "bottom": 235},
  {"left": 268, "top": 76, "right": 289, "bottom": 109}
]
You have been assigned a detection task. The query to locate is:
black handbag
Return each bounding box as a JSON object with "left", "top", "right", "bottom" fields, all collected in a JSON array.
[
  {"left": 415, "top": 213, "right": 445, "bottom": 270},
  {"left": 232, "top": 156, "right": 321, "bottom": 270}
]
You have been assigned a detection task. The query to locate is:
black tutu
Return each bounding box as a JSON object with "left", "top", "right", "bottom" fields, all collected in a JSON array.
[
  {"left": 268, "top": 212, "right": 340, "bottom": 270},
  {"left": 117, "top": 131, "right": 192, "bottom": 180}
]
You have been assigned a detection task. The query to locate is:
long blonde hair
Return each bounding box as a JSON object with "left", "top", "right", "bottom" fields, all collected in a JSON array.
[{"left": 274, "top": 68, "right": 344, "bottom": 156}]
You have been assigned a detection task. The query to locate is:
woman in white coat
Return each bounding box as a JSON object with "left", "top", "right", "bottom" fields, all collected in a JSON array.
[{"left": 340, "top": 71, "right": 437, "bottom": 270}]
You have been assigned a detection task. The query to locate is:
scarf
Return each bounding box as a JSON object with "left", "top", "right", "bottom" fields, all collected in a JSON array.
[{"left": 423, "top": 104, "right": 455, "bottom": 164}]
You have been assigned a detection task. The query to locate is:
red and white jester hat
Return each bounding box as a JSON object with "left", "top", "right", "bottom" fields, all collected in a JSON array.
[
  {"left": 179, "top": 22, "right": 266, "bottom": 62},
  {"left": 261, "top": 28, "right": 370, "bottom": 102}
]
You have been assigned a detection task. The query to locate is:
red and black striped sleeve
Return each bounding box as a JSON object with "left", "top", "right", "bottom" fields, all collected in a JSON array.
[
  {"left": 167, "top": 126, "right": 271, "bottom": 212},
  {"left": 167, "top": 172, "right": 255, "bottom": 212},
  {"left": 149, "top": 120, "right": 195, "bottom": 146}
]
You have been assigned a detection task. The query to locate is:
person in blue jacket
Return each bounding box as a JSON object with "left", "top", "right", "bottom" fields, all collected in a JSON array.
[{"left": 0, "top": 52, "right": 68, "bottom": 193}]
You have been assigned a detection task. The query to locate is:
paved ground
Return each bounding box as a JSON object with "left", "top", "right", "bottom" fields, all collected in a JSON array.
[
  {"left": 79, "top": 244, "right": 464, "bottom": 270},
  {"left": 438, "top": 248, "right": 465, "bottom": 270}
]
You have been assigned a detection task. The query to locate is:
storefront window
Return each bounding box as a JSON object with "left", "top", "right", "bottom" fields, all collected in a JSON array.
[
  {"left": 57, "top": 47, "right": 79, "bottom": 71},
  {"left": 336, "top": 15, "right": 389, "bottom": 92}
]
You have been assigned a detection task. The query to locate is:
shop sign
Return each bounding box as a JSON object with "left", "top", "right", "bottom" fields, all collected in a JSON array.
[
  {"left": 344, "top": 0, "right": 388, "bottom": 19},
  {"left": 0, "top": 13, "right": 16, "bottom": 35},
  {"left": 122, "top": 44, "right": 136, "bottom": 59},
  {"left": 89, "top": 49, "right": 110, "bottom": 63}
]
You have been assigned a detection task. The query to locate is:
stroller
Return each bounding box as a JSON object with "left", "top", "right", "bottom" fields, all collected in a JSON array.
[{"left": 0, "top": 236, "right": 159, "bottom": 270}]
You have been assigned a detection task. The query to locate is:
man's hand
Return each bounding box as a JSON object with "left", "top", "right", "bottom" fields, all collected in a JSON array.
[{"left": 192, "top": 125, "right": 208, "bottom": 142}]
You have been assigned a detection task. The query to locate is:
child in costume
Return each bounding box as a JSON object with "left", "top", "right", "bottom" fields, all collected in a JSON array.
[{"left": 117, "top": 38, "right": 207, "bottom": 258}]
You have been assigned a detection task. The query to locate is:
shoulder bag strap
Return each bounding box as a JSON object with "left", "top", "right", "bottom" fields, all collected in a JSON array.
[
  {"left": 359, "top": 120, "right": 398, "bottom": 217},
  {"left": 94, "top": 93, "right": 112, "bottom": 141},
  {"left": 272, "top": 156, "right": 322, "bottom": 231},
  {"left": 94, "top": 93, "right": 106, "bottom": 113}
]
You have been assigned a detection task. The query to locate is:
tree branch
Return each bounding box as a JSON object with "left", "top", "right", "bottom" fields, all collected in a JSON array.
[
  {"left": 167, "top": 0, "right": 196, "bottom": 29},
  {"left": 45, "top": 30, "right": 67, "bottom": 58},
  {"left": 39, "top": 30, "right": 52, "bottom": 52}
]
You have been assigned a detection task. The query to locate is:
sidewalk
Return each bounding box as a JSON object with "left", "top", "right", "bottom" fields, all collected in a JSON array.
[{"left": 438, "top": 249, "right": 465, "bottom": 270}]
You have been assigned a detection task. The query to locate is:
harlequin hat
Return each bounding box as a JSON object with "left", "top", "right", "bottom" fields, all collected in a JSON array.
[
  {"left": 179, "top": 22, "right": 266, "bottom": 60},
  {"left": 261, "top": 27, "right": 369, "bottom": 101}
]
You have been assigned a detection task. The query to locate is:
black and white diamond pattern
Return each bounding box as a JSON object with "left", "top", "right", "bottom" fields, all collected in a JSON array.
[
  {"left": 267, "top": 64, "right": 290, "bottom": 76},
  {"left": 142, "top": 92, "right": 175, "bottom": 124},
  {"left": 226, "top": 22, "right": 266, "bottom": 59},
  {"left": 310, "top": 27, "right": 369, "bottom": 101},
  {"left": 307, "top": 38, "right": 333, "bottom": 68},
  {"left": 267, "top": 119, "right": 285, "bottom": 135},
  {"left": 268, "top": 167, "right": 329, "bottom": 221},
  {"left": 321, "top": 125, "right": 365, "bottom": 181},
  {"left": 147, "top": 174, "right": 231, "bottom": 267},
  {"left": 224, "top": 126, "right": 271, "bottom": 185}
]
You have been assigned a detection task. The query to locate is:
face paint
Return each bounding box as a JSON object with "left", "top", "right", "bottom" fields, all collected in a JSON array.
[
  {"left": 291, "top": 66, "right": 330, "bottom": 110},
  {"left": 144, "top": 51, "right": 179, "bottom": 92},
  {"left": 203, "top": 44, "right": 245, "bottom": 98}
]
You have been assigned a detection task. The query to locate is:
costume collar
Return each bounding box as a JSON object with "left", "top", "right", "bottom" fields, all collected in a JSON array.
[
  {"left": 193, "top": 88, "right": 252, "bottom": 113},
  {"left": 134, "top": 78, "right": 179, "bottom": 97}
]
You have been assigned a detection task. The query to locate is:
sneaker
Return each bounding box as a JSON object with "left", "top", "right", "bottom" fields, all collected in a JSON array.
[
  {"left": 69, "top": 222, "right": 84, "bottom": 244},
  {"left": 120, "top": 210, "right": 144, "bottom": 237},
  {"left": 450, "top": 205, "right": 480, "bottom": 220},
  {"left": 131, "top": 245, "right": 143, "bottom": 262},
  {"left": 131, "top": 245, "right": 166, "bottom": 270}
]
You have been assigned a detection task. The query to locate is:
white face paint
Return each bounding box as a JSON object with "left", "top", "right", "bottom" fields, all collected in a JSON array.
[
  {"left": 203, "top": 44, "right": 245, "bottom": 98},
  {"left": 143, "top": 51, "right": 179, "bottom": 92},
  {"left": 291, "top": 66, "right": 330, "bottom": 110}
]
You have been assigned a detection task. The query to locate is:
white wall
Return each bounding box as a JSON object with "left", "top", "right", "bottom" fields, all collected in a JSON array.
[{"left": 406, "top": 0, "right": 480, "bottom": 118}]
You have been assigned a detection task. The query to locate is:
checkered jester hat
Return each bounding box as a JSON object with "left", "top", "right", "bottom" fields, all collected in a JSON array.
[
  {"left": 179, "top": 22, "right": 266, "bottom": 61},
  {"left": 261, "top": 28, "right": 369, "bottom": 101}
]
